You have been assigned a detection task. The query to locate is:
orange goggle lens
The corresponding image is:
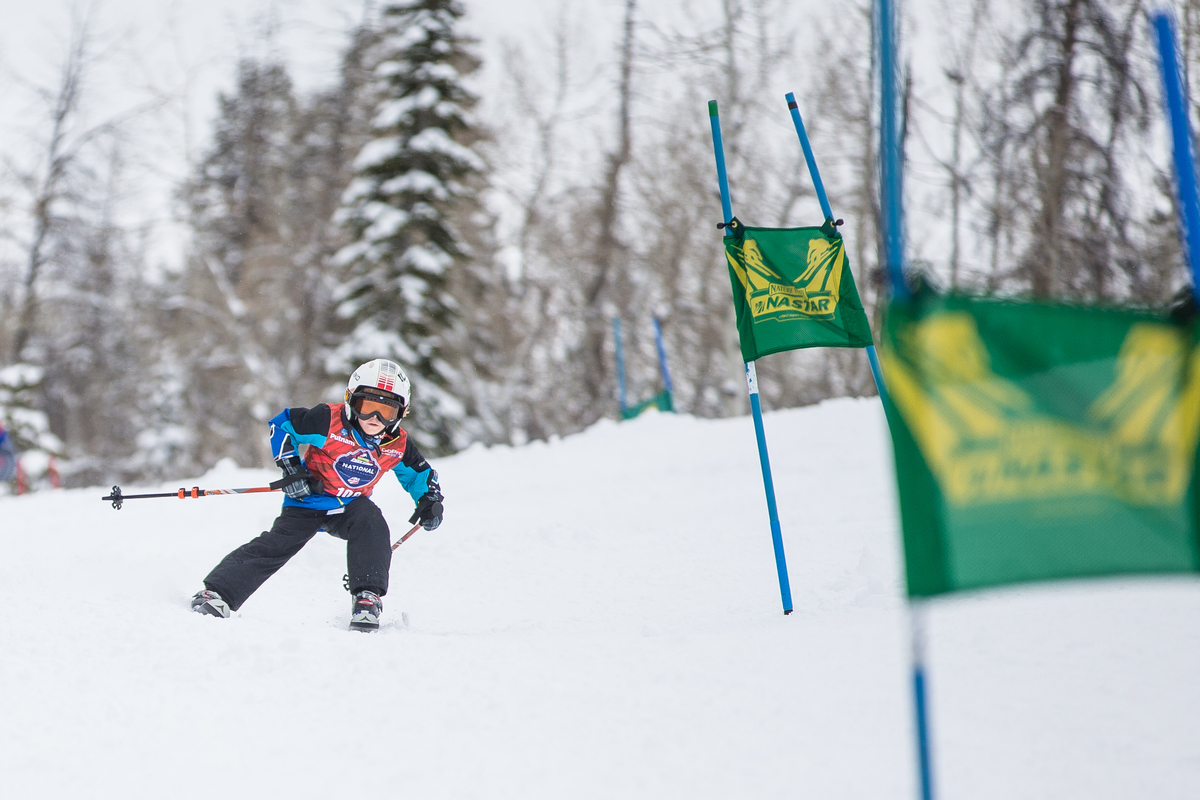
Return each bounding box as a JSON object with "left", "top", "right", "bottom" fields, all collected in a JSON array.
[{"left": 352, "top": 395, "right": 402, "bottom": 423}]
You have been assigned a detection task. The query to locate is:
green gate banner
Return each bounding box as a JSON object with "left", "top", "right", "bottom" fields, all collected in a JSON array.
[
  {"left": 881, "top": 289, "right": 1200, "bottom": 597},
  {"left": 621, "top": 389, "right": 673, "bottom": 420},
  {"left": 724, "top": 219, "right": 874, "bottom": 361}
]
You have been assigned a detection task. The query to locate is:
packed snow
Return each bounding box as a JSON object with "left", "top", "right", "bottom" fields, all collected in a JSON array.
[{"left": 1, "top": 398, "right": 1197, "bottom": 798}]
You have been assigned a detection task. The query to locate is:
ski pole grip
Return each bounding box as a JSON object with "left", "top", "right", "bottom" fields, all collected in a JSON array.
[{"left": 268, "top": 476, "right": 293, "bottom": 491}]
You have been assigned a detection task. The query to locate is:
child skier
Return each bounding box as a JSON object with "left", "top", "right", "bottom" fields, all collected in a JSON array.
[{"left": 191, "top": 359, "right": 444, "bottom": 631}]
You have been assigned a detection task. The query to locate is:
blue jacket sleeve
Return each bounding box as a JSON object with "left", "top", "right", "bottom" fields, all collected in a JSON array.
[
  {"left": 269, "top": 411, "right": 295, "bottom": 462},
  {"left": 391, "top": 439, "right": 437, "bottom": 503},
  {"left": 269, "top": 406, "right": 331, "bottom": 463}
]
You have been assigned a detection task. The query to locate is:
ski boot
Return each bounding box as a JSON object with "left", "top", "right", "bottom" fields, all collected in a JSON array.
[
  {"left": 349, "top": 590, "right": 383, "bottom": 632},
  {"left": 191, "top": 589, "right": 231, "bottom": 618}
]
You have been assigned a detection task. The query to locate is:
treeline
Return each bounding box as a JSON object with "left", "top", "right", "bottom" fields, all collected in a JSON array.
[{"left": 0, "top": 0, "right": 1193, "bottom": 489}]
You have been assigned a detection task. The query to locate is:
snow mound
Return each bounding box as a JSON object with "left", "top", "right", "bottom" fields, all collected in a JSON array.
[{"left": 0, "top": 397, "right": 1196, "bottom": 798}]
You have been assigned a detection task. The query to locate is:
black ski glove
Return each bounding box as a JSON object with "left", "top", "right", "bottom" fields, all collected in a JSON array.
[
  {"left": 275, "top": 454, "right": 323, "bottom": 501},
  {"left": 409, "top": 490, "right": 444, "bottom": 531}
]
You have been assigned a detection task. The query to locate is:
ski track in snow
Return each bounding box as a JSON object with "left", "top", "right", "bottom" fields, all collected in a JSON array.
[{"left": 1, "top": 397, "right": 1197, "bottom": 798}]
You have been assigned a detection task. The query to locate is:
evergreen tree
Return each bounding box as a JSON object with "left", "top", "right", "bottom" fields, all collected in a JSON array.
[
  {"left": 165, "top": 33, "right": 386, "bottom": 477},
  {"left": 334, "top": 0, "right": 492, "bottom": 454}
]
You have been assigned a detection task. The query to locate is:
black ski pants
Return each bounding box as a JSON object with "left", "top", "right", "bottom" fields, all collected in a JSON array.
[{"left": 203, "top": 497, "right": 391, "bottom": 611}]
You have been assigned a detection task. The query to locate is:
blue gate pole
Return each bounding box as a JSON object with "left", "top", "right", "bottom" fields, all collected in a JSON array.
[
  {"left": 785, "top": 91, "right": 890, "bottom": 405},
  {"left": 709, "top": 100, "right": 794, "bottom": 615},
  {"left": 866, "top": 346, "right": 890, "bottom": 406},
  {"left": 709, "top": 101, "right": 735, "bottom": 224},
  {"left": 911, "top": 601, "right": 935, "bottom": 800},
  {"left": 613, "top": 317, "right": 628, "bottom": 415},
  {"left": 652, "top": 317, "right": 675, "bottom": 398},
  {"left": 785, "top": 92, "right": 834, "bottom": 224},
  {"left": 1153, "top": 11, "right": 1200, "bottom": 301},
  {"left": 745, "top": 362, "right": 793, "bottom": 614},
  {"left": 878, "top": 0, "right": 933, "bottom": 796},
  {"left": 879, "top": 0, "right": 910, "bottom": 303}
]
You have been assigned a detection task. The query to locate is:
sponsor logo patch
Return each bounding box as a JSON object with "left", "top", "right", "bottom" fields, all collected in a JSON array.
[{"left": 333, "top": 449, "right": 381, "bottom": 488}]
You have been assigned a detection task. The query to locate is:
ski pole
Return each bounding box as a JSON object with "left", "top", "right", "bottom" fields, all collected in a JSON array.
[
  {"left": 392, "top": 522, "right": 422, "bottom": 550},
  {"left": 101, "top": 477, "right": 292, "bottom": 510}
]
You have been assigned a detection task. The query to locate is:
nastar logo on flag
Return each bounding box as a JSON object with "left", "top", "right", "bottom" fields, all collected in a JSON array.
[
  {"left": 728, "top": 236, "right": 844, "bottom": 321},
  {"left": 723, "top": 220, "right": 873, "bottom": 362}
]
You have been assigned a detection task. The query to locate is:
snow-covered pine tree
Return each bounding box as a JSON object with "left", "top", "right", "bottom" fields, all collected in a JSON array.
[{"left": 333, "top": 0, "right": 494, "bottom": 454}]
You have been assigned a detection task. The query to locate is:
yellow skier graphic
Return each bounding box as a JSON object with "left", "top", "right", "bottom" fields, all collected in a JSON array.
[
  {"left": 883, "top": 312, "right": 1200, "bottom": 507},
  {"left": 726, "top": 236, "right": 845, "bottom": 321}
]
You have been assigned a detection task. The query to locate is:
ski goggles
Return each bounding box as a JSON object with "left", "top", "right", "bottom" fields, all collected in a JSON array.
[{"left": 350, "top": 392, "right": 404, "bottom": 423}]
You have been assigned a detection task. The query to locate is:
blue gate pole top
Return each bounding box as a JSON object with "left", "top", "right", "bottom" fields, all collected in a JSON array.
[
  {"left": 1153, "top": 11, "right": 1200, "bottom": 301},
  {"left": 709, "top": 101, "right": 735, "bottom": 224},
  {"left": 785, "top": 92, "right": 834, "bottom": 223},
  {"left": 878, "top": 0, "right": 909, "bottom": 302}
]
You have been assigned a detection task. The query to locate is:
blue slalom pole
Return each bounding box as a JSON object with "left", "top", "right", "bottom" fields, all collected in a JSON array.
[
  {"left": 784, "top": 92, "right": 891, "bottom": 405},
  {"left": 613, "top": 317, "right": 628, "bottom": 414},
  {"left": 876, "top": 0, "right": 934, "bottom": 797},
  {"left": 879, "top": 0, "right": 909, "bottom": 302},
  {"left": 745, "top": 362, "right": 792, "bottom": 613},
  {"left": 1153, "top": 11, "right": 1200, "bottom": 300},
  {"left": 785, "top": 92, "right": 834, "bottom": 223},
  {"left": 652, "top": 317, "right": 674, "bottom": 397},
  {"left": 709, "top": 99, "right": 793, "bottom": 615},
  {"left": 911, "top": 601, "right": 935, "bottom": 800},
  {"left": 709, "top": 101, "right": 735, "bottom": 225},
  {"left": 866, "top": 345, "right": 890, "bottom": 406}
]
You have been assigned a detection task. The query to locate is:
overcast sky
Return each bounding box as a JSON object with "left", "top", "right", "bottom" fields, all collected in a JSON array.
[
  {"left": 0, "top": 0, "right": 1074, "bottom": 279},
  {"left": 0, "top": 0, "right": 620, "bottom": 153}
]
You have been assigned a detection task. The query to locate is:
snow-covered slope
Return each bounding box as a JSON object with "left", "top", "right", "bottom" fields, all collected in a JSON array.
[{"left": 1, "top": 398, "right": 1197, "bottom": 799}]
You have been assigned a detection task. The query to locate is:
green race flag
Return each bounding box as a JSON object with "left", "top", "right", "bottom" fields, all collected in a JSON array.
[
  {"left": 621, "top": 389, "right": 673, "bottom": 420},
  {"left": 724, "top": 219, "right": 874, "bottom": 361},
  {"left": 881, "top": 289, "right": 1200, "bottom": 597}
]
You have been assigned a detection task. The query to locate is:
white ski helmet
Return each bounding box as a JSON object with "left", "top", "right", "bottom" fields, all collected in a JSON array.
[{"left": 345, "top": 359, "right": 412, "bottom": 431}]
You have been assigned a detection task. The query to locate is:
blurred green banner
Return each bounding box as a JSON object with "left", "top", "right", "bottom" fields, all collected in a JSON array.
[{"left": 882, "top": 290, "right": 1200, "bottom": 597}]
